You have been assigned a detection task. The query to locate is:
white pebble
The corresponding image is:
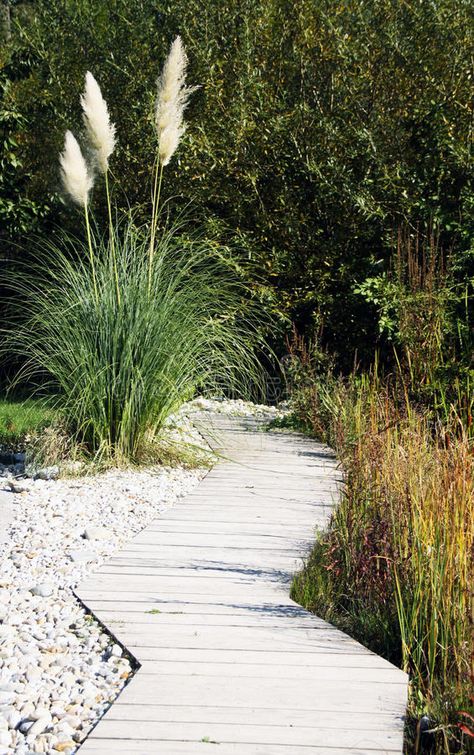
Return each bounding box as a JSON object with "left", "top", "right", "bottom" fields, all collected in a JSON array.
[
  {"left": 27, "top": 714, "right": 52, "bottom": 736},
  {"left": 31, "top": 583, "right": 54, "bottom": 598},
  {"left": 83, "top": 527, "right": 112, "bottom": 541},
  {"left": 0, "top": 405, "right": 204, "bottom": 750},
  {"left": 0, "top": 732, "right": 10, "bottom": 747}
]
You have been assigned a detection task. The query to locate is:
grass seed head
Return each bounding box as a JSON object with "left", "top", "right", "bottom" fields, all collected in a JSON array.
[
  {"left": 155, "top": 36, "right": 197, "bottom": 166},
  {"left": 59, "top": 130, "right": 93, "bottom": 207},
  {"left": 81, "top": 71, "right": 116, "bottom": 173}
]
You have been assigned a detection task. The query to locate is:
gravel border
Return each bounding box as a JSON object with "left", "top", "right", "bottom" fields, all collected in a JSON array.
[
  {"left": 0, "top": 411, "right": 208, "bottom": 754},
  {"left": 0, "top": 400, "right": 286, "bottom": 754}
]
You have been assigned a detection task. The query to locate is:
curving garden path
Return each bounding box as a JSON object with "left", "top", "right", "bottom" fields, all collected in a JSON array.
[{"left": 76, "top": 413, "right": 408, "bottom": 754}]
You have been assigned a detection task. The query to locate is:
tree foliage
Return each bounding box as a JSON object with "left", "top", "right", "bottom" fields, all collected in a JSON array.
[{"left": 1, "top": 0, "right": 473, "bottom": 360}]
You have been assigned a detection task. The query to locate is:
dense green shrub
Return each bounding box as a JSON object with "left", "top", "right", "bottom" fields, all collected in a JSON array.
[
  {"left": 2, "top": 0, "right": 472, "bottom": 360},
  {"left": 355, "top": 227, "right": 473, "bottom": 422}
]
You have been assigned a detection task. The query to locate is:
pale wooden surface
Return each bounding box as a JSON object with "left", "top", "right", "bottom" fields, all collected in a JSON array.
[{"left": 77, "top": 414, "right": 408, "bottom": 754}]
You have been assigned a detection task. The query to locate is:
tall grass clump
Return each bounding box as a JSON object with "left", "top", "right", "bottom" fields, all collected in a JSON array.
[
  {"left": 288, "top": 344, "right": 473, "bottom": 753},
  {"left": 3, "top": 39, "right": 266, "bottom": 462}
]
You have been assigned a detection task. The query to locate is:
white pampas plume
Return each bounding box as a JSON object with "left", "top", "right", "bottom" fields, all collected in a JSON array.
[
  {"left": 59, "top": 130, "right": 93, "bottom": 207},
  {"left": 155, "top": 36, "right": 196, "bottom": 166},
  {"left": 81, "top": 71, "right": 116, "bottom": 172}
]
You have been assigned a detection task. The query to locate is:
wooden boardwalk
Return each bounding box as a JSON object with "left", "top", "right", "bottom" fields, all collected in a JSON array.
[{"left": 76, "top": 414, "right": 408, "bottom": 754}]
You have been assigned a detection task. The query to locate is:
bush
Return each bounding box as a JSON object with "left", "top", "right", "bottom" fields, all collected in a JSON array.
[{"left": 355, "top": 226, "right": 473, "bottom": 415}]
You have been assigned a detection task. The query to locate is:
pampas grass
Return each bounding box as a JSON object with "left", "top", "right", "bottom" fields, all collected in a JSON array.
[
  {"left": 81, "top": 70, "right": 119, "bottom": 302},
  {"left": 59, "top": 130, "right": 97, "bottom": 299},
  {"left": 155, "top": 35, "right": 195, "bottom": 167},
  {"left": 149, "top": 37, "right": 198, "bottom": 289},
  {"left": 59, "top": 130, "right": 93, "bottom": 207},
  {"left": 4, "top": 36, "right": 267, "bottom": 464},
  {"left": 81, "top": 71, "right": 116, "bottom": 173}
]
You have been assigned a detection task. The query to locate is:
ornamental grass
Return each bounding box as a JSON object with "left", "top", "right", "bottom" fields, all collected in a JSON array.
[{"left": 4, "top": 38, "right": 265, "bottom": 462}]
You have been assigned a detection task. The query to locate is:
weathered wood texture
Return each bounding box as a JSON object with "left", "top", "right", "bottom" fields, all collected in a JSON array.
[{"left": 77, "top": 414, "right": 408, "bottom": 754}]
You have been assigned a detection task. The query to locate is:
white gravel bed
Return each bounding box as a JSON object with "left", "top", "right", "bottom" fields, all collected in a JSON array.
[
  {"left": 0, "top": 400, "right": 282, "bottom": 754},
  {"left": 189, "top": 397, "right": 288, "bottom": 418},
  {"left": 0, "top": 459, "right": 205, "bottom": 754}
]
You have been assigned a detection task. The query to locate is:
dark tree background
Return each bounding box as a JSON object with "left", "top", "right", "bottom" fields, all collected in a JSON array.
[{"left": 1, "top": 0, "right": 473, "bottom": 365}]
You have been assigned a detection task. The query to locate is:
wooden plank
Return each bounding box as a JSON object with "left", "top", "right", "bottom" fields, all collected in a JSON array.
[
  {"left": 144, "top": 521, "right": 315, "bottom": 534},
  {"left": 83, "top": 609, "right": 332, "bottom": 629},
  {"left": 105, "top": 624, "right": 367, "bottom": 649},
  {"left": 106, "top": 535, "right": 313, "bottom": 548},
  {"left": 78, "top": 583, "right": 294, "bottom": 599},
  {"left": 110, "top": 636, "right": 364, "bottom": 660},
  {"left": 104, "top": 703, "right": 402, "bottom": 728},
  {"left": 84, "top": 719, "right": 402, "bottom": 750},
  {"left": 132, "top": 646, "right": 394, "bottom": 667},
  {"left": 130, "top": 532, "right": 315, "bottom": 548},
  {"left": 79, "top": 741, "right": 390, "bottom": 754},
  {"left": 118, "top": 675, "right": 406, "bottom": 710},
  {"left": 138, "top": 660, "right": 405, "bottom": 683},
  {"left": 121, "top": 638, "right": 379, "bottom": 655},
  {"left": 74, "top": 598, "right": 313, "bottom": 616},
  {"left": 76, "top": 414, "right": 408, "bottom": 753},
  {"left": 92, "top": 560, "right": 306, "bottom": 575}
]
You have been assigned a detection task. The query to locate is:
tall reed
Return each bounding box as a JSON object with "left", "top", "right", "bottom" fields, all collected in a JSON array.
[
  {"left": 80, "top": 70, "right": 118, "bottom": 302},
  {"left": 149, "top": 36, "right": 197, "bottom": 291}
]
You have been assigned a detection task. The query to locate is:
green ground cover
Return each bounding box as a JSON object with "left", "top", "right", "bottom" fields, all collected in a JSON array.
[{"left": 0, "top": 398, "right": 56, "bottom": 448}]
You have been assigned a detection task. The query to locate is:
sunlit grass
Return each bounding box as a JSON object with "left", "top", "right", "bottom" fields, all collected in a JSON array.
[{"left": 0, "top": 398, "right": 57, "bottom": 447}]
